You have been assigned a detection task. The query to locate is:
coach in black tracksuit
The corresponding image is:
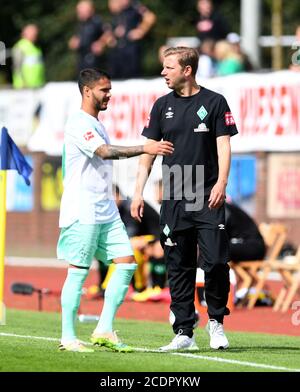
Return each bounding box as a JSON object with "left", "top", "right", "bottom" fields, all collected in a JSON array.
[{"left": 131, "top": 47, "right": 237, "bottom": 350}]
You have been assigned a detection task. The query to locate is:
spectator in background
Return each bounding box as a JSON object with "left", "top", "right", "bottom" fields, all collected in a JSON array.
[
  {"left": 158, "top": 44, "right": 169, "bottom": 65},
  {"left": 290, "top": 25, "right": 300, "bottom": 72},
  {"left": 196, "top": 38, "right": 217, "bottom": 80},
  {"left": 226, "top": 32, "right": 254, "bottom": 72},
  {"left": 195, "top": 0, "right": 230, "bottom": 43},
  {"left": 94, "top": 184, "right": 164, "bottom": 296},
  {"left": 106, "top": 0, "right": 156, "bottom": 79},
  {"left": 214, "top": 40, "right": 244, "bottom": 76},
  {"left": 225, "top": 201, "right": 266, "bottom": 303},
  {"left": 12, "top": 24, "right": 45, "bottom": 89},
  {"left": 69, "top": 0, "right": 107, "bottom": 72},
  {"left": 225, "top": 202, "right": 266, "bottom": 263},
  {"left": 131, "top": 179, "right": 168, "bottom": 302}
]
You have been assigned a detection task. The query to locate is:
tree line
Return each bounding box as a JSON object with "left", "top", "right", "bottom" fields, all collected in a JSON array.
[{"left": 0, "top": 0, "right": 299, "bottom": 83}]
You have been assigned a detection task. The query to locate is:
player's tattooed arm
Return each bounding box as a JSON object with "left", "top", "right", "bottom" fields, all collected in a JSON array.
[
  {"left": 95, "top": 145, "right": 144, "bottom": 159},
  {"left": 95, "top": 141, "right": 174, "bottom": 160}
]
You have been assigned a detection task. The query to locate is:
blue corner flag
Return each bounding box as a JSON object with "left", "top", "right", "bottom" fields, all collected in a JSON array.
[{"left": 0, "top": 127, "right": 33, "bottom": 185}]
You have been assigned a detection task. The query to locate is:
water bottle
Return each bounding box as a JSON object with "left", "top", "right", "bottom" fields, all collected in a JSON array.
[{"left": 78, "top": 314, "right": 99, "bottom": 322}]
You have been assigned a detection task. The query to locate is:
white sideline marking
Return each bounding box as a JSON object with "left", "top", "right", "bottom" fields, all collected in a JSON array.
[
  {"left": 5, "top": 257, "right": 98, "bottom": 269},
  {"left": 0, "top": 332, "right": 59, "bottom": 342},
  {"left": 1, "top": 332, "right": 299, "bottom": 372}
]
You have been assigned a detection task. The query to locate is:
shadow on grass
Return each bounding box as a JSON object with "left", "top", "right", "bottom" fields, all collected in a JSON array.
[
  {"left": 142, "top": 346, "right": 300, "bottom": 355},
  {"left": 224, "top": 346, "right": 300, "bottom": 353}
]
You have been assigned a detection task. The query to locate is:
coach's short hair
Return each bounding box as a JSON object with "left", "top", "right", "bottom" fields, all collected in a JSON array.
[
  {"left": 78, "top": 68, "right": 111, "bottom": 94},
  {"left": 164, "top": 47, "right": 199, "bottom": 76}
]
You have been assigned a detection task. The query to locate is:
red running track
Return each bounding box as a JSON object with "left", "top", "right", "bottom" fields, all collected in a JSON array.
[{"left": 3, "top": 265, "right": 300, "bottom": 336}]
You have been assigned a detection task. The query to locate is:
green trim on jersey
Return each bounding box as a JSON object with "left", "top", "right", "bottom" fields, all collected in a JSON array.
[{"left": 62, "top": 144, "right": 66, "bottom": 180}]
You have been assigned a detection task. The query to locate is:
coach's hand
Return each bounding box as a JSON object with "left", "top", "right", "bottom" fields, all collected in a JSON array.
[
  {"left": 208, "top": 181, "right": 226, "bottom": 209},
  {"left": 144, "top": 140, "right": 174, "bottom": 156},
  {"left": 131, "top": 196, "right": 144, "bottom": 223}
]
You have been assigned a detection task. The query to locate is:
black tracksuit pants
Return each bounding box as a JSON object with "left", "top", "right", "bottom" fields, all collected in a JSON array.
[{"left": 161, "top": 225, "right": 230, "bottom": 337}]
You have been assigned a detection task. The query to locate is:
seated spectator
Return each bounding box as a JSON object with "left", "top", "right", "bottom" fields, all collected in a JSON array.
[
  {"left": 290, "top": 25, "right": 300, "bottom": 72},
  {"left": 196, "top": 38, "right": 217, "bottom": 80},
  {"left": 214, "top": 40, "right": 244, "bottom": 76},
  {"left": 225, "top": 202, "right": 266, "bottom": 262},
  {"left": 131, "top": 179, "right": 169, "bottom": 302},
  {"left": 92, "top": 185, "right": 166, "bottom": 298},
  {"left": 158, "top": 44, "right": 169, "bottom": 65},
  {"left": 225, "top": 201, "right": 266, "bottom": 303},
  {"left": 226, "top": 32, "right": 254, "bottom": 72}
]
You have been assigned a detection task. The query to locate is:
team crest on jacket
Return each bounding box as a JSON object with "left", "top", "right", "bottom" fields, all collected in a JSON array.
[{"left": 197, "top": 105, "right": 208, "bottom": 120}]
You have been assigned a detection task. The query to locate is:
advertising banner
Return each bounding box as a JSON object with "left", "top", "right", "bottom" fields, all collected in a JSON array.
[
  {"left": 1, "top": 71, "right": 300, "bottom": 155},
  {"left": 267, "top": 153, "right": 300, "bottom": 218}
]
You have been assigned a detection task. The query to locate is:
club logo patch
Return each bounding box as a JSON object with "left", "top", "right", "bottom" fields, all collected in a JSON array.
[
  {"left": 163, "top": 224, "right": 170, "bottom": 236},
  {"left": 197, "top": 106, "right": 208, "bottom": 120}
]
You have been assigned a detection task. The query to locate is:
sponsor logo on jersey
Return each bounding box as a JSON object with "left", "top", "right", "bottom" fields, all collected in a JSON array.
[
  {"left": 194, "top": 123, "right": 209, "bottom": 132},
  {"left": 197, "top": 105, "right": 208, "bottom": 120},
  {"left": 83, "top": 131, "right": 95, "bottom": 141},
  {"left": 218, "top": 224, "right": 225, "bottom": 230},
  {"left": 165, "top": 107, "right": 174, "bottom": 119},
  {"left": 164, "top": 237, "right": 177, "bottom": 247},
  {"left": 225, "top": 112, "right": 235, "bottom": 126}
]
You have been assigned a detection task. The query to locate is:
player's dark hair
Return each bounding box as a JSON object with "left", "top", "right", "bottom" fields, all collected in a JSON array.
[
  {"left": 164, "top": 47, "right": 199, "bottom": 76},
  {"left": 78, "top": 68, "right": 111, "bottom": 95}
]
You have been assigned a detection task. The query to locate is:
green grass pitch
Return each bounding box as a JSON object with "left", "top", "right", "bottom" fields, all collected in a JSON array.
[{"left": 0, "top": 309, "right": 300, "bottom": 372}]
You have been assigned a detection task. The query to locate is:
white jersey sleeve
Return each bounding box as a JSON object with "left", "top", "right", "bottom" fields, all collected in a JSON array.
[{"left": 66, "top": 115, "right": 106, "bottom": 158}]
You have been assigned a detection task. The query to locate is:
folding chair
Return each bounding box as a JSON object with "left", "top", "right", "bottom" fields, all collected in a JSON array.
[
  {"left": 272, "top": 246, "right": 300, "bottom": 312},
  {"left": 230, "top": 223, "right": 287, "bottom": 309},
  {"left": 245, "top": 223, "right": 287, "bottom": 309}
]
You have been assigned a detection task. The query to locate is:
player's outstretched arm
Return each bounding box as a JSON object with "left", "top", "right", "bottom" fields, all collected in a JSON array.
[{"left": 95, "top": 140, "right": 173, "bottom": 160}]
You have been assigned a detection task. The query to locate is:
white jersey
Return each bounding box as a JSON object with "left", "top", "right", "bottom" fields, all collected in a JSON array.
[{"left": 59, "top": 109, "right": 119, "bottom": 227}]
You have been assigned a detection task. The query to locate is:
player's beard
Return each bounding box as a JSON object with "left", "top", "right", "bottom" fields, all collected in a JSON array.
[{"left": 92, "top": 91, "right": 103, "bottom": 112}]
